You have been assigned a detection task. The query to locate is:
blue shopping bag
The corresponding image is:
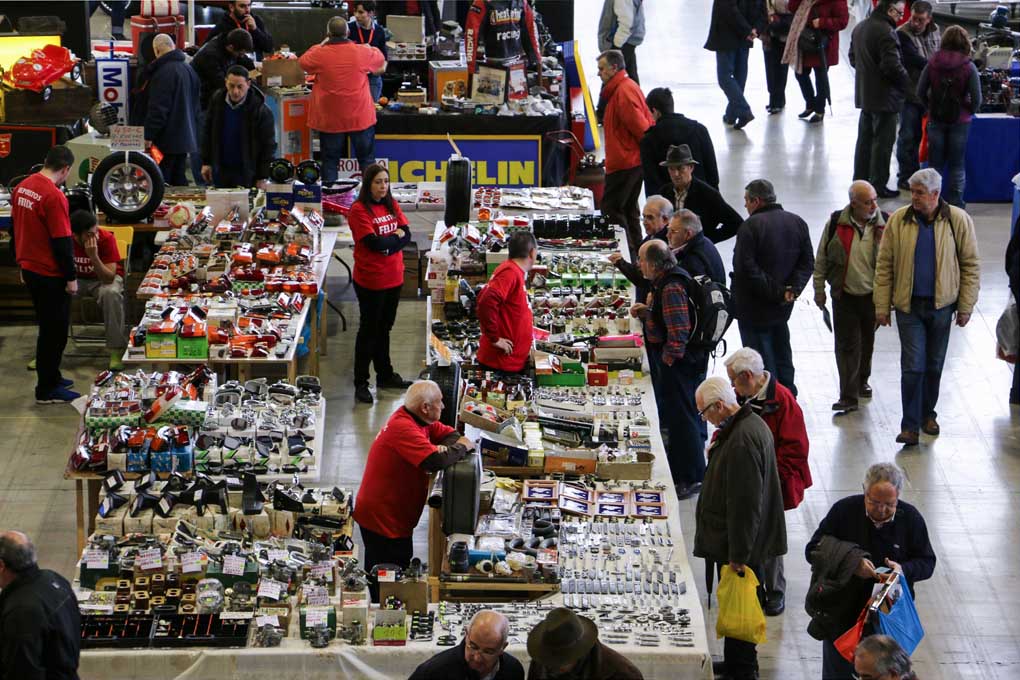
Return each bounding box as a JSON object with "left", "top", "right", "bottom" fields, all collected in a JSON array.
[{"left": 876, "top": 581, "right": 925, "bottom": 655}]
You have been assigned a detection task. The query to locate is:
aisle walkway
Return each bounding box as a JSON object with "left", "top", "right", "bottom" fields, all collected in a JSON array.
[{"left": 573, "top": 1, "right": 1019, "bottom": 677}]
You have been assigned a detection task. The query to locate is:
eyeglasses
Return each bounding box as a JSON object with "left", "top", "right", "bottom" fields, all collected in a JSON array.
[
  {"left": 864, "top": 494, "right": 898, "bottom": 512},
  {"left": 890, "top": 6, "right": 904, "bottom": 17},
  {"left": 698, "top": 401, "right": 718, "bottom": 419},
  {"left": 466, "top": 638, "right": 501, "bottom": 658}
]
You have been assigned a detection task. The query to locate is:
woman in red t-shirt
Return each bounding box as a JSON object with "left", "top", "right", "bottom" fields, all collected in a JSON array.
[{"left": 348, "top": 163, "right": 412, "bottom": 404}]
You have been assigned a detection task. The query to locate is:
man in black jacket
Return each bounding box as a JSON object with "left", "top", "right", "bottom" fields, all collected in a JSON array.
[
  {"left": 409, "top": 610, "right": 524, "bottom": 680},
  {"left": 731, "top": 179, "right": 814, "bottom": 397},
  {"left": 667, "top": 209, "right": 727, "bottom": 284},
  {"left": 850, "top": 0, "right": 910, "bottom": 198},
  {"left": 704, "top": 0, "right": 763, "bottom": 129},
  {"left": 608, "top": 194, "right": 672, "bottom": 307},
  {"left": 201, "top": 65, "right": 277, "bottom": 189},
  {"left": 191, "top": 28, "right": 256, "bottom": 112},
  {"left": 657, "top": 144, "right": 743, "bottom": 244},
  {"left": 205, "top": 0, "right": 273, "bottom": 60},
  {"left": 641, "top": 87, "right": 719, "bottom": 193},
  {"left": 144, "top": 34, "right": 201, "bottom": 186},
  {"left": 0, "top": 531, "right": 80, "bottom": 679},
  {"left": 894, "top": 2, "right": 940, "bottom": 190},
  {"left": 806, "top": 463, "right": 935, "bottom": 680}
]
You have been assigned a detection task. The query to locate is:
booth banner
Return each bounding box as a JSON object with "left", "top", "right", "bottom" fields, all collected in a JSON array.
[
  {"left": 375, "top": 135, "right": 542, "bottom": 188},
  {"left": 96, "top": 57, "right": 131, "bottom": 125}
]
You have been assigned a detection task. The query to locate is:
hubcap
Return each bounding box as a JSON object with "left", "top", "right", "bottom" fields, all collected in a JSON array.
[{"left": 102, "top": 162, "right": 153, "bottom": 212}]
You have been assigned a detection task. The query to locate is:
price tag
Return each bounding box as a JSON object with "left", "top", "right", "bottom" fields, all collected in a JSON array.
[
  {"left": 257, "top": 579, "right": 283, "bottom": 601},
  {"left": 137, "top": 547, "right": 162, "bottom": 571},
  {"left": 376, "top": 568, "right": 397, "bottom": 583},
  {"left": 303, "top": 584, "right": 329, "bottom": 606},
  {"left": 255, "top": 615, "right": 279, "bottom": 627},
  {"left": 310, "top": 561, "right": 334, "bottom": 582},
  {"left": 304, "top": 608, "right": 329, "bottom": 628},
  {"left": 227, "top": 476, "right": 241, "bottom": 487},
  {"left": 109, "top": 125, "right": 146, "bottom": 152},
  {"left": 219, "top": 611, "right": 254, "bottom": 620},
  {"left": 80, "top": 603, "right": 115, "bottom": 614},
  {"left": 84, "top": 549, "right": 109, "bottom": 570},
  {"left": 181, "top": 552, "right": 203, "bottom": 574},
  {"left": 223, "top": 554, "right": 246, "bottom": 576},
  {"left": 193, "top": 489, "right": 203, "bottom": 503},
  {"left": 267, "top": 549, "right": 290, "bottom": 562},
  {"left": 158, "top": 497, "right": 173, "bottom": 516}
]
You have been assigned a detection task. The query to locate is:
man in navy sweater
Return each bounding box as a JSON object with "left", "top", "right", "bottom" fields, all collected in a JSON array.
[{"left": 201, "top": 65, "right": 276, "bottom": 188}]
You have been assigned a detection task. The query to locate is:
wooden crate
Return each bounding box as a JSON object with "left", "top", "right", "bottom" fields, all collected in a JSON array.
[{"left": 0, "top": 78, "right": 94, "bottom": 123}]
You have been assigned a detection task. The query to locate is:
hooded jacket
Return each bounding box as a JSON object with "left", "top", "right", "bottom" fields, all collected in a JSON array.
[
  {"left": 640, "top": 113, "right": 719, "bottom": 194},
  {"left": 917, "top": 50, "right": 982, "bottom": 124},
  {"left": 601, "top": 70, "right": 654, "bottom": 174},
  {"left": 804, "top": 535, "right": 871, "bottom": 641},
  {"left": 748, "top": 372, "right": 812, "bottom": 510},
  {"left": 201, "top": 85, "right": 277, "bottom": 186},
  {"left": 142, "top": 49, "right": 201, "bottom": 154}
]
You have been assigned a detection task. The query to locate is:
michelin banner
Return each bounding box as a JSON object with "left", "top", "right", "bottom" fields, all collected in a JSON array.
[{"left": 375, "top": 135, "right": 542, "bottom": 188}]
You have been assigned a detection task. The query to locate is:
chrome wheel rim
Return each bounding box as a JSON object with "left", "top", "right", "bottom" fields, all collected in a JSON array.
[{"left": 102, "top": 162, "right": 153, "bottom": 212}]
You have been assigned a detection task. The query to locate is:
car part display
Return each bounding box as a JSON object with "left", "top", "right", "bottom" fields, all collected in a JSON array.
[
  {"left": 269, "top": 158, "right": 295, "bottom": 183},
  {"left": 91, "top": 151, "right": 165, "bottom": 222},
  {"left": 296, "top": 160, "right": 320, "bottom": 185}
]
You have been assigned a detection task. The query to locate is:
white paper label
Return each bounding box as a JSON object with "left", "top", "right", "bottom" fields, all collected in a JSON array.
[
  {"left": 305, "top": 608, "right": 329, "bottom": 627},
  {"left": 268, "top": 549, "right": 290, "bottom": 562},
  {"left": 376, "top": 568, "right": 397, "bottom": 583},
  {"left": 303, "top": 584, "right": 329, "bottom": 606},
  {"left": 84, "top": 549, "right": 109, "bottom": 569},
  {"left": 255, "top": 615, "right": 279, "bottom": 627},
  {"left": 223, "top": 554, "right": 246, "bottom": 576},
  {"left": 310, "top": 561, "right": 334, "bottom": 582},
  {"left": 109, "top": 125, "right": 146, "bottom": 152},
  {"left": 194, "top": 489, "right": 203, "bottom": 503},
  {"left": 158, "top": 497, "right": 173, "bottom": 515},
  {"left": 258, "top": 579, "right": 283, "bottom": 600},
  {"left": 137, "top": 547, "right": 162, "bottom": 570},
  {"left": 227, "top": 476, "right": 241, "bottom": 486},
  {"left": 219, "top": 611, "right": 255, "bottom": 620},
  {"left": 181, "top": 552, "right": 202, "bottom": 574},
  {"left": 80, "top": 603, "right": 115, "bottom": 614}
]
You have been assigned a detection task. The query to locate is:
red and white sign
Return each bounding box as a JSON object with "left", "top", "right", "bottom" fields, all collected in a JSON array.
[
  {"left": 0, "top": 134, "right": 11, "bottom": 159},
  {"left": 96, "top": 57, "right": 130, "bottom": 125}
]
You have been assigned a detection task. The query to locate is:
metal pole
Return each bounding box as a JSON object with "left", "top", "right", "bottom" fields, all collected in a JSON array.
[{"left": 187, "top": 0, "right": 195, "bottom": 47}]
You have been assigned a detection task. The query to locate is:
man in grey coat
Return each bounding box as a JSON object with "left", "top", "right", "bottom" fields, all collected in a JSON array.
[
  {"left": 849, "top": 0, "right": 910, "bottom": 199},
  {"left": 694, "top": 376, "right": 787, "bottom": 680}
]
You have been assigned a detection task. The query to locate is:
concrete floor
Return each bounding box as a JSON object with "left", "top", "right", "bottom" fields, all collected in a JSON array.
[{"left": 5, "top": 2, "right": 1015, "bottom": 678}]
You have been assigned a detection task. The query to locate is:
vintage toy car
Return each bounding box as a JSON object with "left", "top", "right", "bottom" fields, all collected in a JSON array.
[{"left": 1, "top": 44, "right": 82, "bottom": 101}]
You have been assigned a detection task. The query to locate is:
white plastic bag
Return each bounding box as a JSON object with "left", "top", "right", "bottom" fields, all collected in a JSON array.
[{"left": 996, "top": 301, "right": 1018, "bottom": 362}]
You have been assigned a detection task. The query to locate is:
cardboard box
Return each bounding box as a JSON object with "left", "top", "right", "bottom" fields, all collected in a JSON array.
[
  {"left": 265, "top": 182, "right": 294, "bottom": 217},
  {"left": 259, "top": 59, "right": 305, "bottom": 88},
  {"left": 379, "top": 580, "right": 428, "bottom": 616},
  {"left": 145, "top": 333, "right": 177, "bottom": 359},
  {"left": 587, "top": 364, "right": 609, "bottom": 386},
  {"left": 265, "top": 89, "right": 311, "bottom": 165},
  {"left": 543, "top": 448, "right": 597, "bottom": 475},
  {"left": 177, "top": 334, "right": 208, "bottom": 359},
  {"left": 292, "top": 181, "right": 322, "bottom": 215},
  {"left": 595, "top": 451, "right": 655, "bottom": 481},
  {"left": 430, "top": 60, "right": 468, "bottom": 100},
  {"left": 479, "top": 431, "right": 529, "bottom": 466},
  {"left": 205, "top": 188, "right": 250, "bottom": 225}
]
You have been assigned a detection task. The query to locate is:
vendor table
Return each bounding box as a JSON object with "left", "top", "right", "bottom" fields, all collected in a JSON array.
[
  {"left": 124, "top": 231, "right": 338, "bottom": 383},
  {"left": 962, "top": 113, "right": 1020, "bottom": 203}
]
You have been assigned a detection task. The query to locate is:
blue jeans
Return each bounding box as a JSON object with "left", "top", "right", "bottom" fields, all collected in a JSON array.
[
  {"left": 926, "top": 120, "right": 971, "bottom": 208},
  {"left": 895, "top": 297, "right": 955, "bottom": 432},
  {"left": 896, "top": 101, "right": 925, "bottom": 184},
  {"left": 716, "top": 49, "right": 751, "bottom": 122},
  {"left": 319, "top": 127, "right": 376, "bottom": 184},
  {"left": 738, "top": 320, "right": 797, "bottom": 397},
  {"left": 368, "top": 74, "right": 383, "bottom": 102},
  {"left": 647, "top": 345, "right": 707, "bottom": 486}
]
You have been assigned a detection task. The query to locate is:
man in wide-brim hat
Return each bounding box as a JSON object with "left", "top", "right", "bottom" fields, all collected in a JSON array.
[
  {"left": 657, "top": 144, "right": 744, "bottom": 244},
  {"left": 526, "top": 607, "right": 644, "bottom": 679}
]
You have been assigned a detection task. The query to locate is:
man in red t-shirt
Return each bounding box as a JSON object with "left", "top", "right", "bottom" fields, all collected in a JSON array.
[
  {"left": 12, "top": 146, "right": 79, "bottom": 404},
  {"left": 475, "top": 230, "right": 537, "bottom": 374},
  {"left": 353, "top": 380, "right": 474, "bottom": 600},
  {"left": 70, "top": 210, "right": 127, "bottom": 370}
]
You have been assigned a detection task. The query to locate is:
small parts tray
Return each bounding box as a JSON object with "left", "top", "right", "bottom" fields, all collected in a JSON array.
[
  {"left": 81, "top": 614, "right": 154, "bottom": 649},
  {"left": 152, "top": 613, "right": 251, "bottom": 648}
]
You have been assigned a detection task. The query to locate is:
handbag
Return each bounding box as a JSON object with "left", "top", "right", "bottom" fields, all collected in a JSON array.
[
  {"left": 797, "top": 26, "right": 828, "bottom": 54},
  {"left": 767, "top": 14, "right": 794, "bottom": 41},
  {"left": 833, "top": 607, "right": 868, "bottom": 662}
]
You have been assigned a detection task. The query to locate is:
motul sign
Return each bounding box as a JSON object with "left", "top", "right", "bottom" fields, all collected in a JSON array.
[{"left": 96, "top": 57, "right": 130, "bottom": 125}]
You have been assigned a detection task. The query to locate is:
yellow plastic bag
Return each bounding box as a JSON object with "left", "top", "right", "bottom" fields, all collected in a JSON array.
[{"left": 715, "top": 565, "right": 767, "bottom": 644}]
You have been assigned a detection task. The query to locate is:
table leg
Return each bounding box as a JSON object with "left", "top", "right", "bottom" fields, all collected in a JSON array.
[
  {"left": 309, "top": 293, "right": 320, "bottom": 377},
  {"left": 75, "top": 480, "right": 85, "bottom": 555},
  {"left": 86, "top": 479, "right": 101, "bottom": 537},
  {"left": 288, "top": 358, "right": 297, "bottom": 383},
  {"left": 319, "top": 290, "right": 328, "bottom": 357}
]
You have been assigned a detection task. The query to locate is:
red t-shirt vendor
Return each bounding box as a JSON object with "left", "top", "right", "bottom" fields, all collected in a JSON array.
[
  {"left": 475, "top": 230, "right": 537, "bottom": 374},
  {"left": 347, "top": 162, "right": 413, "bottom": 404},
  {"left": 353, "top": 380, "right": 474, "bottom": 601},
  {"left": 70, "top": 210, "right": 128, "bottom": 371}
]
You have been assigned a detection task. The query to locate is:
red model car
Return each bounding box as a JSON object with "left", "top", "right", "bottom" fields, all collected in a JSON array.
[{"left": 1, "top": 44, "right": 82, "bottom": 101}]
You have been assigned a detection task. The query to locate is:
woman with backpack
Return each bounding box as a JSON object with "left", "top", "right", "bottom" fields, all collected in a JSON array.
[
  {"left": 917, "top": 25, "right": 982, "bottom": 208},
  {"left": 783, "top": 0, "right": 849, "bottom": 123}
]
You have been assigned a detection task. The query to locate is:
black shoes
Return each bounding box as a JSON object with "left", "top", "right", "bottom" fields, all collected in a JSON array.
[
  {"left": 733, "top": 113, "right": 755, "bottom": 130},
  {"left": 764, "top": 593, "right": 786, "bottom": 616},
  {"left": 797, "top": 109, "right": 813, "bottom": 119},
  {"left": 355, "top": 385, "right": 374, "bottom": 404},
  {"left": 876, "top": 186, "right": 900, "bottom": 199},
  {"left": 806, "top": 111, "right": 824, "bottom": 123},
  {"left": 377, "top": 373, "right": 412, "bottom": 389},
  {"left": 766, "top": 105, "right": 784, "bottom": 115},
  {"left": 675, "top": 481, "right": 702, "bottom": 500},
  {"left": 832, "top": 399, "right": 859, "bottom": 413},
  {"left": 860, "top": 384, "right": 873, "bottom": 398}
]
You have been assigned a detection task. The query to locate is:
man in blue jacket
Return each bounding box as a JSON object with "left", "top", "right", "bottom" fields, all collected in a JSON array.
[
  {"left": 667, "top": 209, "right": 727, "bottom": 284},
  {"left": 349, "top": 1, "right": 388, "bottom": 102},
  {"left": 144, "top": 34, "right": 201, "bottom": 186}
]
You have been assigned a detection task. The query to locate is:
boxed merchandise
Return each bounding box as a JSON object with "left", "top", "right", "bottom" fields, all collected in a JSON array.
[
  {"left": 265, "top": 182, "right": 295, "bottom": 217},
  {"left": 205, "top": 188, "right": 250, "bottom": 225},
  {"left": 596, "top": 451, "right": 655, "bottom": 480},
  {"left": 259, "top": 59, "right": 305, "bottom": 88},
  {"left": 430, "top": 59, "right": 468, "bottom": 99},
  {"left": 299, "top": 606, "right": 336, "bottom": 641},
  {"left": 145, "top": 332, "right": 177, "bottom": 359},
  {"left": 371, "top": 608, "right": 407, "bottom": 646},
  {"left": 479, "top": 431, "right": 529, "bottom": 466},
  {"left": 543, "top": 448, "right": 597, "bottom": 475},
  {"left": 292, "top": 181, "right": 322, "bottom": 214}
]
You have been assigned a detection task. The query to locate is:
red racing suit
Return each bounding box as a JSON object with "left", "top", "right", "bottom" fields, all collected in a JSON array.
[{"left": 465, "top": 0, "right": 542, "bottom": 75}]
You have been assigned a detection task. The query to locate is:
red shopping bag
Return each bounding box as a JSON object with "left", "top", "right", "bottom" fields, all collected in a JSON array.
[{"left": 833, "top": 608, "right": 868, "bottom": 662}]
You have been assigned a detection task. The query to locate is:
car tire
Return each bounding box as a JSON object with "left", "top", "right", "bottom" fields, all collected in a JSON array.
[
  {"left": 443, "top": 155, "right": 471, "bottom": 227},
  {"left": 91, "top": 151, "right": 165, "bottom": 223}
]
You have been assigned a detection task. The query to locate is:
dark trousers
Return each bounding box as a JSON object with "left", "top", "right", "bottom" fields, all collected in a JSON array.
[
  {"left": 716, "top": 561, "right": 764, "bottom": 680},
  {"left": 833, "top": 292, "right": 876, "bottom": 403},
  {"left": 602, "top": 166, "right": 644, "bottom": 257},
  {"left": 213, "top": 166, "right": 249, "bottom": 188},
  {"left": 853, "top": 110, "right": 898, "bottom": 190},
  {"left": 895, "top": 297, "right": 954, "bottom": 433},
  {"left": 320, "top": 127, "right": 376, "bottom": 184},
  {"left": 895, "top": 101, "right": 925, "bottom": 184},
  {"left": 795, "top": 65, "right": 829, "bottom": 114},
  {"left": 762, "top": 47, "right": 789, "bottom": 109},
  {"left": 621, "top": 42, "right": 639, "bottom": 85},
  {"left": 926, "top": 120, "right": 971, "bottom": 208},
  {"left": 359, "top": 525, "right": 413, "bottom": 603},
  {"left": 354, "top": 282, "right": 402, "bottom": 388},
  {"left": 716, "top": 48, "right": 752, "bottom": 122},
  {"left": 648, "top": 345, "right": 707, "bottom": 486},
  {"left": 738, "top": 319, "right": 797, "bottom": 397},
  {"left": 23, "top": 270, "right": 71, "bottom": 399},
  {"left": 159, "top": 153, "right": 189, "bottom": 186}
]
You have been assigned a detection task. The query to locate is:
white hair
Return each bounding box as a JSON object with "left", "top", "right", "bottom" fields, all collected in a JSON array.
[
  {"left": 644, "top": 195, "right": 674, "bottom": 221},
  {"left": 864, "top": 462, "right": 905, "bottom": 494},
  {"left": 404, "top": 380, "right": 441, "bottom": 411},
  {"left": 152, "top": 33, "right": 175, "bottom": 56},
  {"left": 674, "top": 209, "right": 703, "bottom": 235},
  {"left": 725, "top": 347, "right": 765, "bottom": 378},
  {"left": 696, "top": 375, "right": 738, "bottom": 408},
  {"left": 908, "top": 168, "right": 942, "bottom": 194}
]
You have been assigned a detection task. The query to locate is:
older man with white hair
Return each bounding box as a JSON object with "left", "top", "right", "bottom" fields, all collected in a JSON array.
[
  {"left": 410, "top": 609, "right": 524, "bottom": 679},
  {"left": 874, "top": 167, "right": 980, "bottom": 445},
  {"left": 667, "top": 209, "right": 726, "bottom": 284},
  {"left": 142, "top": 32, "right": 201, "bottom": 185},
  {"left": 693, "top": 375, "right": 787, "bottom": 680},
  {"left": 353, "top": 380, "right": 474, "bottom": 601},
  {"left": 609, "top": 194, "right": 673, "bottom": 307},
  {"left": 813, "top": 180, "right": 888, "bottom": 412},
  {"left": 725, "top": 346, "right": 811, "bottom": 616}
]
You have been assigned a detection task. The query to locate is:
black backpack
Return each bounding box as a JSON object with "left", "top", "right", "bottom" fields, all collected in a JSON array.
[
  {"left": 929, "top": 74, "right": 962, "bottom": 124},
  {"left": 655, "top": 266, "right": 733, "bottom": 356}
]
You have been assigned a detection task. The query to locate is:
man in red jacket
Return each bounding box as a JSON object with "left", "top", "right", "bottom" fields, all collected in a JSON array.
[
  {"left": 475, "top": 231, "right": 536, "bottom": 374},
  {"left": 725, "top": 346, "right": 811, "bottom": 617},
  {"left": 597, "top": 49, "right": 654, "bottom": 257}
]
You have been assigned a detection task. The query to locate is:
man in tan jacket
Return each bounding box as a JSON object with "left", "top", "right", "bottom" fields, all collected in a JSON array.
[{"left": 873, "top": 168, "right": 980, "bottom": 446}]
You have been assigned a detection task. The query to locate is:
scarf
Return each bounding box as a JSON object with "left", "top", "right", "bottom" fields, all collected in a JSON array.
[{"left": 782, "top": 0, "right": 817, "bottom": 74}]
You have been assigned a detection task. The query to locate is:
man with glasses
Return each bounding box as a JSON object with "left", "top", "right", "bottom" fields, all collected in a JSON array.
[
  {"left": 854, "top": 635, "right": 918, "bottom": 680},
  {"left": 410, "top": 609, "right": 523, "bottom": 679},
  {"left": 813, "top": 180, "right": 888, "bottom": 413},
  {"left": 608, "top": 194, "right": 673, "bottom": 308},
  {"left": 849, "top": 0, "right": 910, "bottom": 199},
  {"left": 693, "top": 376, "right": 786, "bottom": 680},
  {"left": 806, "top": 463, "right": 935, "bottom": 679}
]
